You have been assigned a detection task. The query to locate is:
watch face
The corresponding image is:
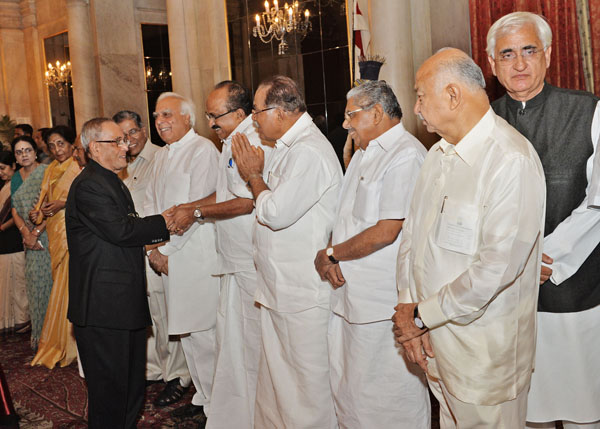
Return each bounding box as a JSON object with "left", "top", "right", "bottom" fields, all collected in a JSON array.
[
  {"left": 193, "top": 209, "right": 202, "bottom": 218},
  {"left": 326, "top": 247, "right": 334, "bottom": 256},
  {"left": 414, "top": 317, "right": 424, "bottom": 329}
]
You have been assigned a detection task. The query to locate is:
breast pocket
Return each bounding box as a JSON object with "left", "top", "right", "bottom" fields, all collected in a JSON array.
[
  {"left": 352, "top": 179, "right": 380, "bottom": 223},
  {"left": 226, "top": 164, "right": 252, "bottom": 199},
  {"left": 165, "top": 172, "right": 191, "bottom": 206},
  {"left": 434, "top": 198, "right": 480, "bottom": 255},
  {"left": 267, "top": 171, "right": 281, "bottom": 189}
]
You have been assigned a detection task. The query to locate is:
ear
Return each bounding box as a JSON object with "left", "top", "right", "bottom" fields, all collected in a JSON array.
[
  {"left": 544, "top": 46, "right": 552, "bottom": 69},
  {"left": 88, "top": 141, "right": 100, "bottom": 159},
  {"left": 487, "top": 55, "right": 497, "bottom": 77},
  {"left": 183, "top": 114, "right": 191, "bottom": 126},
  {"left": 446, "top": 83, "right": 461, "bottom": 111},
  {"left": 371, "top": 103, "right": 384, "bottom": 125}
]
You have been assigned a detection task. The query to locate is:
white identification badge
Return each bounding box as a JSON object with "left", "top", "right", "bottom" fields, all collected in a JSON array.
[{"left": 435, "top": 197, "right": 478, "bottom": 255}]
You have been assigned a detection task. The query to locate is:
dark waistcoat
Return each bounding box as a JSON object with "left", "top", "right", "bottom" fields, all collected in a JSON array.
[{"left": 492, "top": 83, "right": 600, "bottom": 312}]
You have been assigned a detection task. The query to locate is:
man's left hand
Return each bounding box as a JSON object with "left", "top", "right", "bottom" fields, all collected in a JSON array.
[
  {"left": 148, "top": 249, "right": 169, "bottom": 275},
  {"left": 392, "top": 303, "right": 426, "bottom": 343},
  {"left": 314, "top": 248, "right": 333, "bottom": 279},
  {"left": 400, "top": 332, "right": 434, "bottom": 374},
  {"left": 231, "top": 132, "right": 264, "bottom": 182},
  {"left": 41, "top": 200, "right": 65, "bottom": 217}
]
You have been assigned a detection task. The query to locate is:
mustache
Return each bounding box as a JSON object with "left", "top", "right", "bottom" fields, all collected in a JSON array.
[{"left": 211, "top": 125, "right": 221, "bottom": 130}]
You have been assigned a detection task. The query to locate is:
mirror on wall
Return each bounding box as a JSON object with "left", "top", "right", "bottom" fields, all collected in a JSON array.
[{"left": 43, "top": 32, "right": 75, "bottom": 129}]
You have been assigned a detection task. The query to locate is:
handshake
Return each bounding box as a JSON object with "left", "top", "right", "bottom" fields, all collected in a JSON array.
[{"left": 160, "top": 203, "right": 198, "bottom": 236}]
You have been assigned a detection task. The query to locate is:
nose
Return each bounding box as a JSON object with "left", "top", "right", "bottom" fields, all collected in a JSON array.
[
  {"left": 413, "top": 100, "right": 420, "bottom": 116},
  {"left": 513, "top": 54, "right": 527, "bottom": 71},
  {"left": 342, "top": 117, "right": 350, "bottom": 130}
]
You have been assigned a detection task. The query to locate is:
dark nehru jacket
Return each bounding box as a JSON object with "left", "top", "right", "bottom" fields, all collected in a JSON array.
[{"left": 493, "top": 83, "right": 600, "bottom": 313}]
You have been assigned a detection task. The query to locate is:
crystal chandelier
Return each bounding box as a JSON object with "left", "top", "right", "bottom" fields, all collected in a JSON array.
[
  {"left": 44, "top": 60, "right": 71, "bottom": 96},
  {"left": 253, "top": 0, "right": 312, "bottom": 55},
  {"left": 145, "top": 64, "right": 172, "bottom": 89}
]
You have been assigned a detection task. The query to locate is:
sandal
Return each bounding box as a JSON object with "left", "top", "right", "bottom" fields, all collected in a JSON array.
[{"left": 153, "top": 378, "right": 189, "bottom": 407}]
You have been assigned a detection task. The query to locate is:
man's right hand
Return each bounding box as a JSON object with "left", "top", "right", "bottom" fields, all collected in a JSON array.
[
  {"left": 168, "top": 205, "right": 196, "bottom": 236},
  {"left": 540, "top": 253, "right": 553, "bottom": 285}
]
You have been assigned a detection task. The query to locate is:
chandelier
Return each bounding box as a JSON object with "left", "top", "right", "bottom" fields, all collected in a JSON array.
[
  {"left": 145, "top": 64, "right": 172, "bottom": 89},
  {"left": 44, "top": 60, "right": 71, "bottom": 96},
  {"left": 253, "top": 0, "right": 312, "bottom": 55}
]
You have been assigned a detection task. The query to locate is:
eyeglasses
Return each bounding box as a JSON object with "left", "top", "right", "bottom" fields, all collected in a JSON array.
[
  {"left": 14, "top": 147, "right": 34, "bottom": 156},
  {"left": 124, "top": 127, "right": 142, "bottom": 136},
  {"left": 95, "top": 137, "right": 131, "bottom": 148},
  {"left": 344, "top": 107, "right": 367, "bottom": 121},
  {"left": 205, "top": 109, "right": 235, "bottom": 122},
  {"left": 153, "top": 110, "right": 173, "bottom": 120},
  {"left": 497, "top": 46, "right": 541, "bottom": 64},
  {"left": 252, "top": 106, "right": 276, "bottom": 116}
]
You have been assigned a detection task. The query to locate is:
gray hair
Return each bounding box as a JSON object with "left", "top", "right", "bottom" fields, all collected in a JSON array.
[
  {"left": 258, "top": 75, "right": 307, "bottom": 113},
  {"left": 346, "top": 80, "right": 402, "bottom": 119},
  {"left": 435, "top": 48, "right": 486, "bottom": 90},
  {"left": 112, "top": 110, "right": 143, "bottom": 128},
  {"left": 156, "top": 92, "right": 196, "bottom": 127},
  {"left": 486, "top": 12, "right": 552, "bottom": 58},
  {"left": 80, "top": 117, "right": 113, "bottom": 150}
]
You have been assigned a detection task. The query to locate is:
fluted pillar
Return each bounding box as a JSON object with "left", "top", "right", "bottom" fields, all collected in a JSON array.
[
  {"left": 66, "top": 0, "right": 100, "bottom": 131},
  {"left": 166, "top": 0, "right": 230, "bottom": 139}
]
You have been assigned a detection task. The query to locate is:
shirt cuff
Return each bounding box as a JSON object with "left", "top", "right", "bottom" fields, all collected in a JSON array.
[
  {"left": 397, "top": 288, "right": 413, "bottom": 304},
  {"left": 418, "top": 292, "right": 448, "bottom": 329}
]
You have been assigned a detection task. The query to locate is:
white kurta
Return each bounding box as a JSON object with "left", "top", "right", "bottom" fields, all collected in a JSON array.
[
  {"left": 398, "top": 109, "right": 546, "bottom": 406},
  {"left": 144, "top": 128, "right": 220, "bottom": 335},
  {"left": 123, "top": 140, "right": 189, "bottom": 384},
  {"left": 527, "top": 101, "right": 600, "bottom": 424}
]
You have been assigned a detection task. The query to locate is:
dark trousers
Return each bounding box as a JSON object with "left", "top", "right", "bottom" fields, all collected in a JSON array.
[{"left": 74, "top": 325, "right": 146, "bottom": 429}]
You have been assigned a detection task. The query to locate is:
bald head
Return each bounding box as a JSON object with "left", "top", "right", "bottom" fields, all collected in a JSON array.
[{"left": 414, "top": 48, "right": 490, "bottom": 144}]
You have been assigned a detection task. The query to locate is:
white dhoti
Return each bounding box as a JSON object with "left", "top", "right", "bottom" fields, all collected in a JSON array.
[
  {"left": 328, "top": 313, "right": 430, "bottom": 428},
  {"left": 255, "top": 305, "right": 337, "bottom": 429},
  {"left": 429, "top": 374, "right": 529, "bottom": 429},
  {"left": 526, "top": 305, "right": 600, "bottom": 425},
  {"left": 145, "top": 258, "right": 190, "bottom": 384},
  {"left": 206, "top": 271, "right": 261, "bottom": 429}
]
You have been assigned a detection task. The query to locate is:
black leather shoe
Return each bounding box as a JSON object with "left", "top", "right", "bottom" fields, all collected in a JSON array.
[
  {"left": 170, "top": 403, "right": 205, "bottom": 419},
  {"left": 153, "top": 378, "right": 188, "bottom": 407}
]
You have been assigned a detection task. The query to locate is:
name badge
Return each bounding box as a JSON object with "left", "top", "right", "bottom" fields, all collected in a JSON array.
[{"left": 435, "top": 197, "right": 478, "bottom": 255}]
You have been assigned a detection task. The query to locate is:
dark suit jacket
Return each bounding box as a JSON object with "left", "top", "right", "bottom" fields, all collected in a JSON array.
[{"left": 66, "top": 159, "right": 169, "bottom": 330}]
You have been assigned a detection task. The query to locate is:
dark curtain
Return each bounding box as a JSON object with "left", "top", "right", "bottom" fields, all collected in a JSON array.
[{"left": 469, "top": 0, "right": 585, "bottom": 102}]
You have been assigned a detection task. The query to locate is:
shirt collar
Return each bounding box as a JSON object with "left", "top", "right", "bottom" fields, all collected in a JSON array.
[
  {"left": 277, "top": 112, "right": 313, "bottom": 147},
  {"left": 135, "top": 139, "right": 156, "bottom": 161},
  {"left": 167, "top": 128, "right": 196, "bottom": 150},
  {"left": 223, "top": 115, "right": 254, "bottom": 145},
  {"left": 439, "top": 107, "right": 495, "bottom": 166},
  {"left": 368, "top": 121, "right": 406, "bottom": 152}
]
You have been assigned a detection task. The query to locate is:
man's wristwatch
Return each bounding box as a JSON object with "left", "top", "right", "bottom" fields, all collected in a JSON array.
[
  {"left": 193, "top": 208, "right": 204, "bottom": 220},
  {"left": 326, "top": 246, "right": 339, "bottom": 264},
  {"left": 414, "top": 305, "right": 427, "bottom": 330}
]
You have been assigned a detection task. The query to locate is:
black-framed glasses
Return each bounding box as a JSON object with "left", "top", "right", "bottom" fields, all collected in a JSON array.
[
  {"left": 205, "top": 109, "right": 236, "bottom": 121},
  {"left": 95, "top": 137, "right": 131, "bottom": 148},
  {"left": 252, "top": 106, "right": 276, "bottom": 116}
]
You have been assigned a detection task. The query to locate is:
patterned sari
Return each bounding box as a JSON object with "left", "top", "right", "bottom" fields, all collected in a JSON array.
[
  {"left": 30, "top": 157, "right": 80, "bottom": 368},
  {"left": 10, "top": 164, "right": 53, "bottom": 348}
]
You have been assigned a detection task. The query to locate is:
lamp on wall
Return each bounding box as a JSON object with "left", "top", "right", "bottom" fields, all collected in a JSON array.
[
  {"left": 253, "top": 0, "right": 312, "bottom": 55},
  {"left": 44, "top": 60, "right": 71, "bottom": 96}
]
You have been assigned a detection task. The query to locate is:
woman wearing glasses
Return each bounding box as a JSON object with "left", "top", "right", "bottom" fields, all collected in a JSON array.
[
  {"left": 10, "top": 136, "right": 53, "bottom": 350},
  {"left": 30, "top": 125, "right": 81, "bottom": 369}
]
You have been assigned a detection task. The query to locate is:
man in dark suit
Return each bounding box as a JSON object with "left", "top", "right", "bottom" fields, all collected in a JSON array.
[{"left": 66, "top": 117, "right": 171, "bottom": 428}]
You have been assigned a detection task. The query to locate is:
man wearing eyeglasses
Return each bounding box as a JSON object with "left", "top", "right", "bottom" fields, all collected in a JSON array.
[
  {"left": 144, "top": 92, "right": 220, "bottom": 422},
  {"left": 166, "top": 81, "right": 269, "bottom": 429},
  {"left": 313, "top": 80, "right": 430, "bottom": 428},
  {"left": 112, "top": 110, "right": 191, "bottom": 409},
  {"left": 488, "top": 12, "right": 600, "bottom": 429},
  {"left": 232, "top": 75, "right": 342, "bottom": 428},
  {"left": 66, "top": 118, "right": 172, "bottom": 428}
]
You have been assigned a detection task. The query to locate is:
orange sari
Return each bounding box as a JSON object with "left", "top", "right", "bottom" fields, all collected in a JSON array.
[{"left": 30, "top": 157, "right": 80, "bottom": 368}]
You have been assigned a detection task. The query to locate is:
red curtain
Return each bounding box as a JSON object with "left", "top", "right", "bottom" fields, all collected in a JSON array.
[
  {"left": 469, "top": 0, "right": 585, "bottom": 102},
  {"left": 589, "top": 2, "right": 600, "bottom": 96}
]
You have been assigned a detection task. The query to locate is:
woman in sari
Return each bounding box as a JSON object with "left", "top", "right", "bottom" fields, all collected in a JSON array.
[
  {"left": 10, "top": 136, "right": 53, "bottom": 350},
  {"left": 30, "top": 125, "right": 81, "bottom": 368},
  {"left": 0, "top": 151, "right": 29, "bottom": 337}
]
